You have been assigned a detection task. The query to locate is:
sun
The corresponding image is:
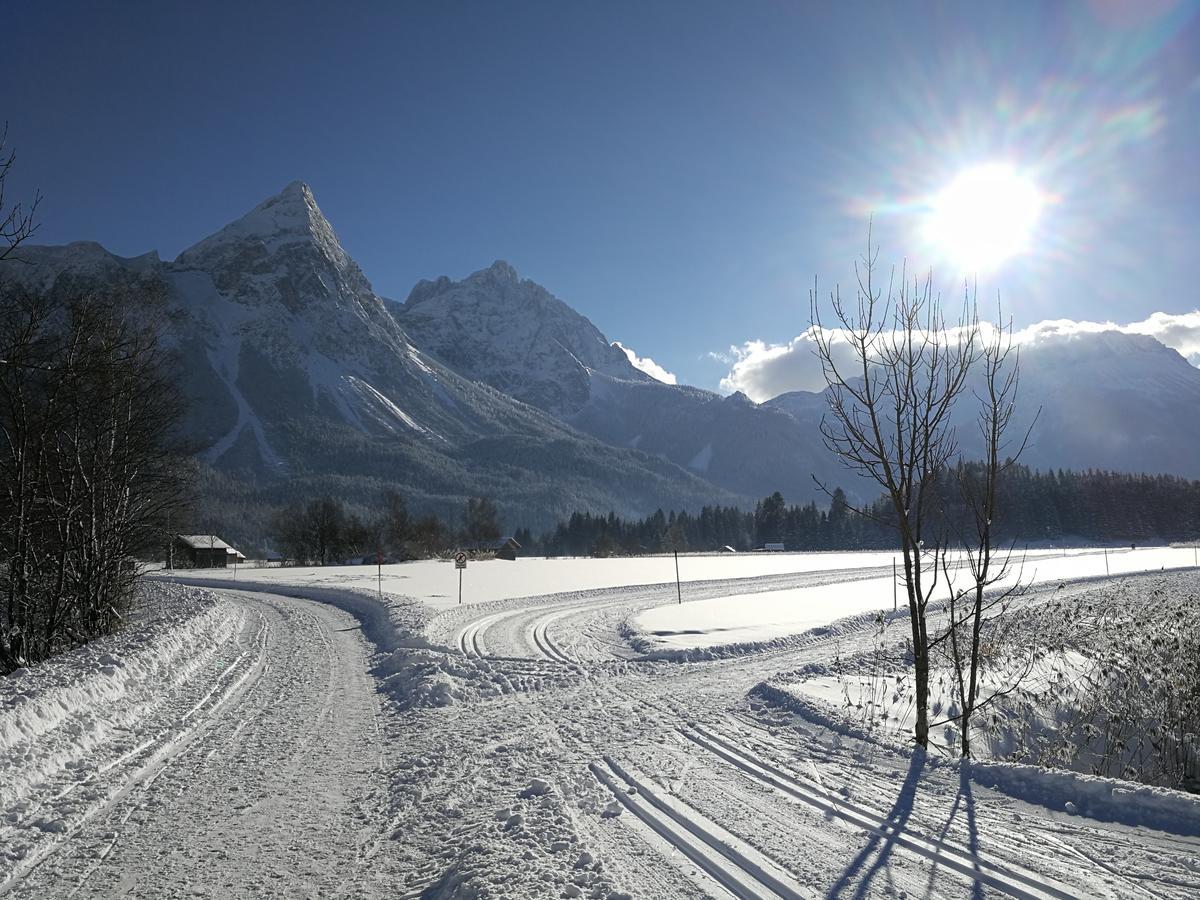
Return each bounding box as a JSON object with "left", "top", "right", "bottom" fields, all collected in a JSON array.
[{"left": 922, "top": 163, "right": 1044, "bottom": 273}]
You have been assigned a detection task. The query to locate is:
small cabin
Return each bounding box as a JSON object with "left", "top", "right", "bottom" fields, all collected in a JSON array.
[
  {"left": 173, "top": 534, "right": 245, "bottom": 569},
  {"left": 763, "top": 542, "right": 785, "bottom": 552},
  {"left": 462, "top": 536, "right": 522, "bottom": 561}
]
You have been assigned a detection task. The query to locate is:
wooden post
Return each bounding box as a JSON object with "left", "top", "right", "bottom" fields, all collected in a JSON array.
[
  {"left": 459, "top": 567, "right": 463, "bottom": 605},
  {"left": 893, "top": 557, "right": 897, "bottom": 612},
  {"left": 675, "top": 550, "right": 682, "bottom": 605},
  {"left": 377, "top": 548, "right": 382, "bottom": 600},
  {"left": 1104, "top": 547, "right": 1109, "bottom": 576}
]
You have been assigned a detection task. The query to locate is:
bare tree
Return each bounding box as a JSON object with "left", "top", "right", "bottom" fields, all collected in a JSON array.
[
  {"left": 0, "top": 286, "right": 185, "bottom": 670},
  {"left": 0, "top": 124, "right": 40, "bottom": 262},
  {"left": 810, "top": 232, "right": 978, "bottom": 748},
  {"left": 932, "top": 316, "right": 1039, "bottom": 756}
]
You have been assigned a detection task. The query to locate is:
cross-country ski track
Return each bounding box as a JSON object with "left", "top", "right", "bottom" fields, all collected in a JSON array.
[{"left": 4, "top": 562, "right": 1199, "bottom": 898}]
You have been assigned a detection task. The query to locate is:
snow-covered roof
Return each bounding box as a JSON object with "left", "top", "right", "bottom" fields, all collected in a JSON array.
[{"left": 176, "top": 534, "right": 235, "bottom": 551}]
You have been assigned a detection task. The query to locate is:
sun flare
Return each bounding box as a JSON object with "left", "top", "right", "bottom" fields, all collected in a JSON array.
[{"left": 923, "top": 163, "right": 1044, "bottom": 272}]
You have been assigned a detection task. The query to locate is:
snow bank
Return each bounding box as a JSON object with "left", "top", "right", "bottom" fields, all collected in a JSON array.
[
  {"left": 966, "top": 759, "right": 1200, "bottom": 836},
  {"left": 151, "top": 576, "right": 430, "bottom": 655},
  {"left": 753, "top": 681, "right": 1200, "bottom": 835},
  {"left": 1, "top": 583, "right": 237, "bottom": 820}
]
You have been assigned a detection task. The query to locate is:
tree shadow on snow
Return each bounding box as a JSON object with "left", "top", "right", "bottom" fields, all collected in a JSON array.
[
  {"left": 827, "top": 750, "right": 926, "bottom": 900},
  {"left": 827, "top": 751, "right": 987, "bottom": 900},
  {"left": 919, "top": 767, "right": 986, "bottom": 900}
]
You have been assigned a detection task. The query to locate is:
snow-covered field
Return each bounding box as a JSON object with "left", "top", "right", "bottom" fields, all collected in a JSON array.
[
  {"left": 4, "top": 550, "right": 1199, "bottom": 897},
  {"left": 155, "top": 550, "right": 910, "bottom": 610},
  {"left": 632, "top": 546, "right": 1196, "bottom": 652}
]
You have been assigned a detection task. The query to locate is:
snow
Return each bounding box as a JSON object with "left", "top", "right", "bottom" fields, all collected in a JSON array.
[
  {"left": 155, "top": 550, "right": 920, "bottom": 612},
  {"left": 8, "top": 552, "right": 1200, "bottom": 896},
  {"left": 633, "top": 546, "right": 1197, "bottom": 653},
  {"left": 0, "top": 583, "right": 247, "bottom": 884},
  {"left": 345, "top": 375, "right": 426, "bottom": 433},
  {"left": 687, "top": 442, "right": 713, "bottom": 472}
]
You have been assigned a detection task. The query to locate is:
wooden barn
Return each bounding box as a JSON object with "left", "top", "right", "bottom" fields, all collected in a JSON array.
[
  {"left": 173, "top": 534, "right": 245, "bottom": 569},
  {"left": 462, "top": 536, "right": 522, "bottom": 561}
]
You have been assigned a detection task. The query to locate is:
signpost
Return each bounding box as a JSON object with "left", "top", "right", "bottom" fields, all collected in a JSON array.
[
  {"left": 674, "top": 550, "right": 682, "bottom": 605},
  {"left": 377, "top": 549, "right": 383, "bottom": 600},
  {"left": 455, "top": 551, "right": 468, "bottom": 605}
]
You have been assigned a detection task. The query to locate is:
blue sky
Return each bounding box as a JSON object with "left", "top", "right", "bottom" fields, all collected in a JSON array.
[{"left": 8, "top": 1, "right": 1200, "bottom": 392}]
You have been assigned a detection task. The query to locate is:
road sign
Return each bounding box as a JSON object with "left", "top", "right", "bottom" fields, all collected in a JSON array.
[{"left": 454, "top": 552, "right": 467, "bottom": 605}]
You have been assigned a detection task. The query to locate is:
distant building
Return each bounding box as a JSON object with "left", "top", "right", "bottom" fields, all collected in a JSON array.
[
  {"left": 173, "top": 535, "right": 245, "bottom": 568},
  {"left": 461, "top": 536, "right": 522, "bottom": 561},
  {"left": 763, "top": 542, "right": 785, "bottom": 552},
  {"left": 720, "top": 545, "right": 737, "bottom": 553}
]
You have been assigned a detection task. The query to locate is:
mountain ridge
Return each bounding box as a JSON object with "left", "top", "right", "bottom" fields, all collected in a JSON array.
[
  {"left": 8, "top": 180, "right": 1200, "bottom": 545},
  {"left": 1, "top": 183, "right": 744, "bottom": 541}
]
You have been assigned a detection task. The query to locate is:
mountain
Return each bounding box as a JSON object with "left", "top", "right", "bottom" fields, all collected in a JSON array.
[
  {"left": 995, "top": 330, "right": 1200, "bottom": 479},
  {"left": 2, "top": 184, "right": 739, "bottom": 542},
  {"left": 390, "top": 264, "right": 847, "bottom": 503},
  {"left": 392, "top": 259, "right": 1200, "bottom": 501},
  {"left": 765, "top": 329, "right": 1200, "bottom": 482},
  {"left": 11, "top": 181, "right": 1200, "bottom": 547},
  {"left": 390, "top": 261, "right": 652, "bottom": 417}
]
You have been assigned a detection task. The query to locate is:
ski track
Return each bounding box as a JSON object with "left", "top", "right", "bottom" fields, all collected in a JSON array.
[
  {"left": 7, "top": 568, "right": 1200, "bottom": 898},
  {"left": 2, "top": 590, "right": 392, "bottom": 899},
  {"left": 430, "top": 572, "right": 1200, "bottom": 899}
]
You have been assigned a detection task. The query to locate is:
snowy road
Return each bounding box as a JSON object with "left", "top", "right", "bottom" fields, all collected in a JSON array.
[
  {"left": 3, "top": 590, "right": 393, "bottom": 899},
  {"left": 6, "top": 570, "right": 1200, "bottom": 898}
]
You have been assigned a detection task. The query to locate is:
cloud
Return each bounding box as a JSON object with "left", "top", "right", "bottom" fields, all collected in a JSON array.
[
  {"left": 614, "top": 341, "right": 677, "bottom": 385},
  {"left": 717, "top": 327, "right": 856, "bottom": 399},
  {"left": 720, "top": 311, "right": 1200, "bottom": 402},
  {"left": 1012, "top": 312, "right": 1200, "bottom": 365}
]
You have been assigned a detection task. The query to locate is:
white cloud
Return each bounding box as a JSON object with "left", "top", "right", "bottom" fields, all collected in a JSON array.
[
  {"left": 614, "top": 341, "right": 677, "bottom": 385},
  {"left": 717, "top": 327, "right": 855, "bottom": 400},
  {"left": 1012, "top": 312, "right": 1200, "bottom": 365},
  {"left": 720, "top": 311, "right": 1200, "bottom": 402}
]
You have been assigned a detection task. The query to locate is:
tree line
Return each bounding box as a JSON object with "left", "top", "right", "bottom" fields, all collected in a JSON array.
[
  {"left": 270, "top": 493, "right": 504, "bottom": 564},
  {"left": 528, "top": 465, "right": 1200, "bottom": 558}
]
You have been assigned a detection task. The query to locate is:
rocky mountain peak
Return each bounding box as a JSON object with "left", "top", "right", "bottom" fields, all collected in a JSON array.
[
  {"left": 391, "top": 263, "right": 653, "bottom": 416},
  {"left": 174, "top": 181, "right": 349, "bottom": 273},
  {"left": 170, "top": 182, "right": 378, "bottom": 319},
  {"left": 477, "top": 259, "right": 519, "bottom": 283}
]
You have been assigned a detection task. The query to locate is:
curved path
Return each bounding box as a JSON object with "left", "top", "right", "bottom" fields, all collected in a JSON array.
[
  {"left": 4, "top": 590, "right": 392, "bottom": 900},
  {"left": 427, "top": 573, "right": 1200, "bottom": 899},
  {"left": 9, "top": 572, "right": 1197, "bottom": 898}
]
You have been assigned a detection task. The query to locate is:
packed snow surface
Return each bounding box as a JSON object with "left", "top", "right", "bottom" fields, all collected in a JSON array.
[
  {"left": 155, "top": 547, "right": 1090, "bottom": 612},
  {"left": 633, "top": 546, "right": 1195, "bottom": 652},
  {"left": 5, "top": 551, "right": 1199, "bottom": 897}
]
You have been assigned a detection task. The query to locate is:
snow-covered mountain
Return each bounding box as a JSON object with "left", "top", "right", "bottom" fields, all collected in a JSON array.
[
  {"left": 766, "top": 329, "right": 1200, "bottom": 482},
  {"left": 389, "top": 263, "right": 848, "bottom": 502},
  {"left": 391, "top": 261, "right": 652, "bottom": 417},
  {"left": 3, "top": 183, "right": 737, "bottom": 535},
  {"left": 11, "top": 180, "right": 1200, "bottom": 541},
  {"left": 390, "top": 256, "right": 1200, "bottom": 500}
]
